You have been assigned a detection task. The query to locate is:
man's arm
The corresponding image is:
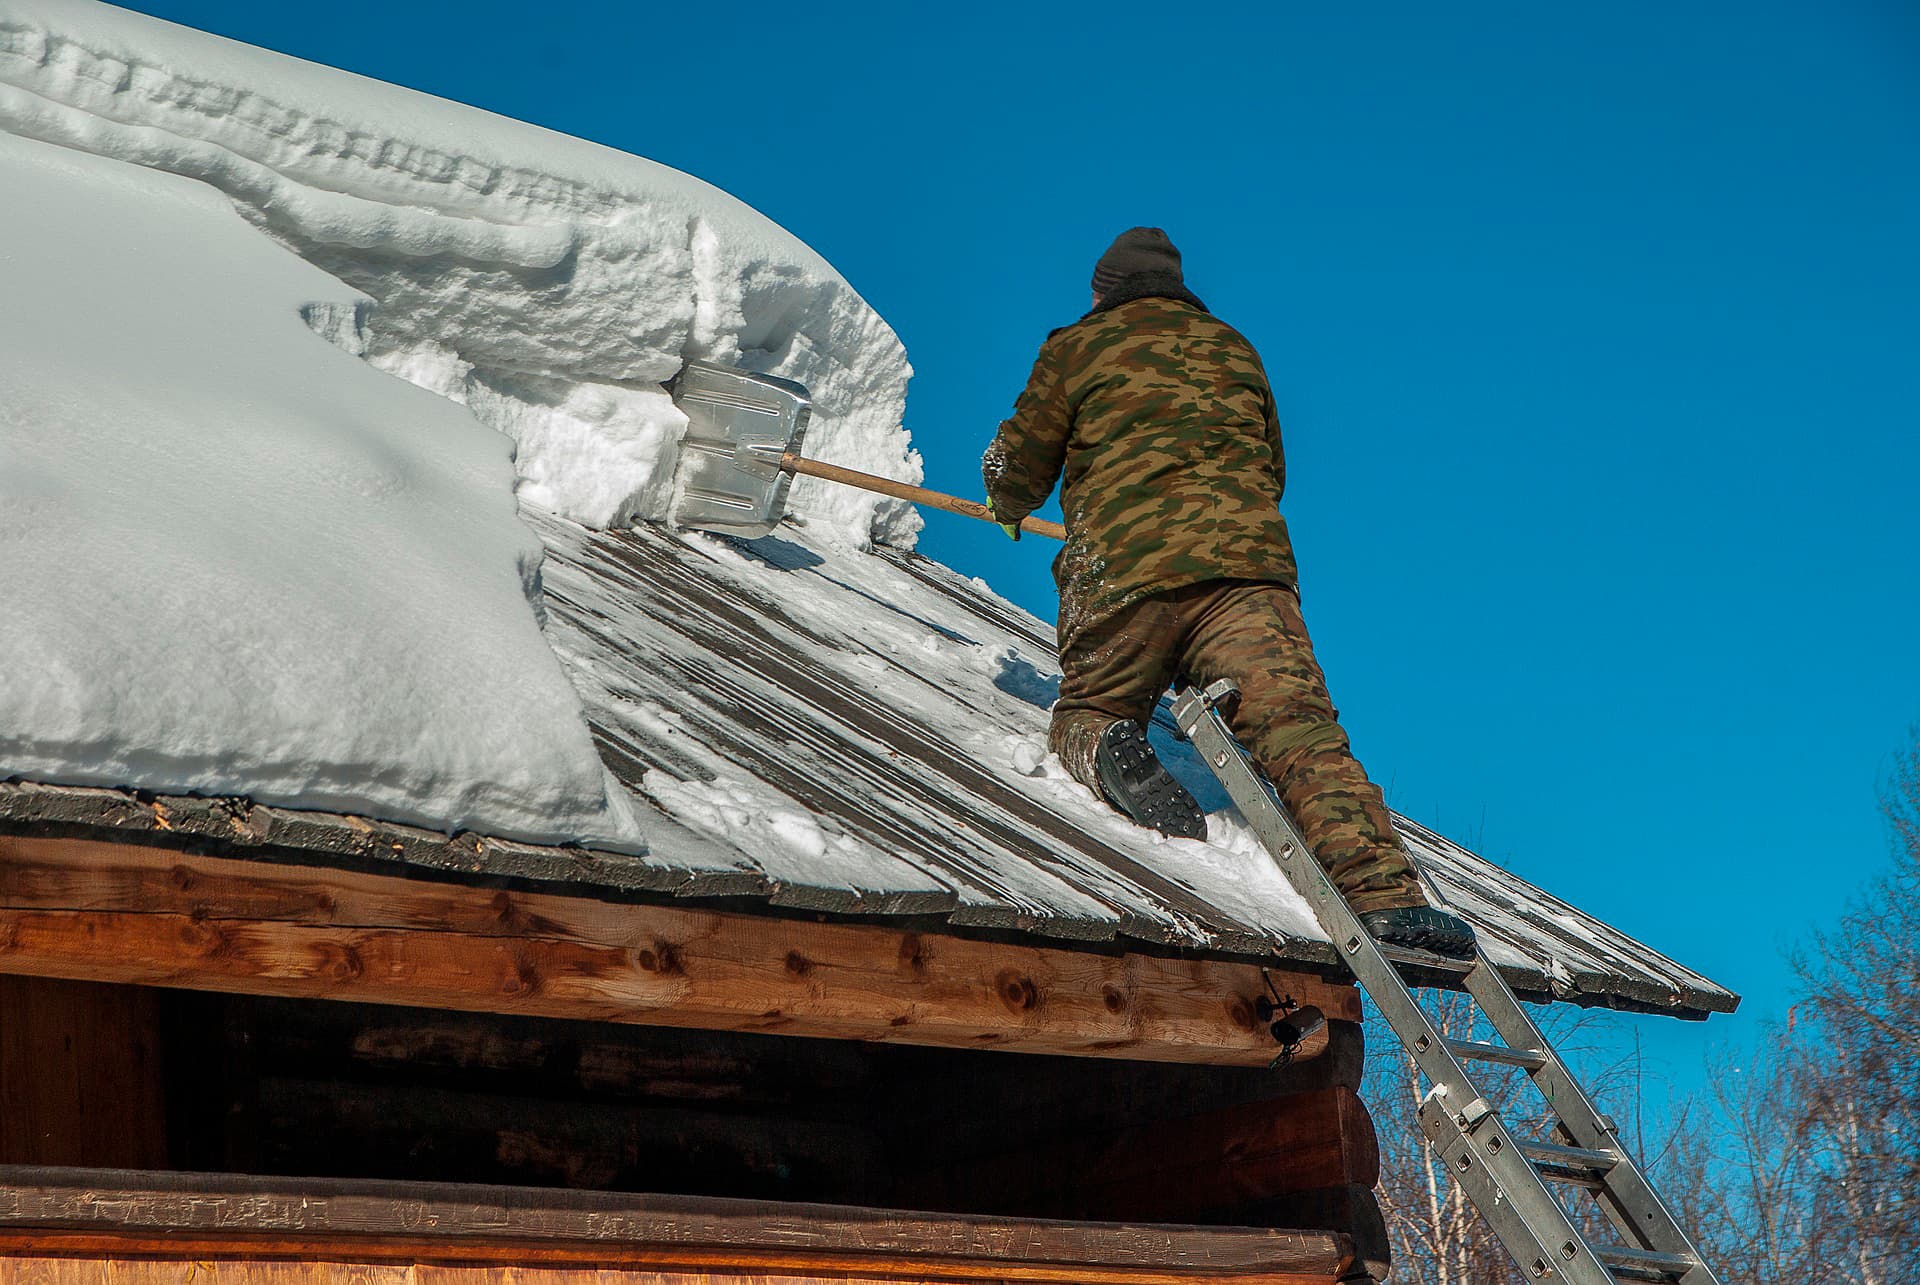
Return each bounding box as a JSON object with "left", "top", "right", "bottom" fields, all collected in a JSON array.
[{"left": 982, "top": 339, "right": 1072, "bottom": 526}]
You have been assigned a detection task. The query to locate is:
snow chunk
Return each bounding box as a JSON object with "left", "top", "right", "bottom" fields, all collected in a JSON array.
[
  {"left": 1008, "top": 737, "right": 1048, "bottom": 778},
  {"left": 0, "top": 130, "right": 635, "bottom": 846},
  {"left": 0, "top": 1, "right": 915, "bottom": 547}
]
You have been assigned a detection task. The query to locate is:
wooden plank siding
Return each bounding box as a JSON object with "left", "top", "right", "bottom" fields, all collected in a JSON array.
[
  {"left": 0, "top": 976, "right": 167, "bottom": 1169},
  {"left": 0, "top": 834, "right": 1357, "bottom": 1067}
]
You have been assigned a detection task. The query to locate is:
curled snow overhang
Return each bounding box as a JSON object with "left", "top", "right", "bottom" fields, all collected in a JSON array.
[
  {"left": 0, "top": 514, "right": 1740, "bottom": 1020},
  {"left": 0, "top": 0, "right": 921, "bottom": 546},
  {"left": 0, "top": 1, "right": 917, "bottom": 851}
]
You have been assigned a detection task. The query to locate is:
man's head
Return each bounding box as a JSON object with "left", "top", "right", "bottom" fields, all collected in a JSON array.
[{"left": 1091, "top": 227, "right": 1183, "bottom": 301}]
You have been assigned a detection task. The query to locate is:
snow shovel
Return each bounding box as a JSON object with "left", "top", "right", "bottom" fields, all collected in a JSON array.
[{"left": 669, "top": 361, "right": 1066, "bottom": 542}]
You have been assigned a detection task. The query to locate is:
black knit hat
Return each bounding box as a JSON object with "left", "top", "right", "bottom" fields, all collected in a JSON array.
[{"left": 1091, "top": 227, "right": 1182, "bottom": 294}]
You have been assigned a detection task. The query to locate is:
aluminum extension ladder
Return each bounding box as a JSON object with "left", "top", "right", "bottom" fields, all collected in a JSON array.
[{"left": 1172, "top": 680, "right": 1720, "bottom": 1285}]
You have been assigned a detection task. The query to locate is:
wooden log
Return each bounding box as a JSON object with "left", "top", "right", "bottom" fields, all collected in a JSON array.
[
  {"left": 1071, "top": 1087, "right": 1380, "bottom": 1218},
  {"left": 248, "top": 1074, "right": 888, "bottom": 1201},
  {"left": 152, "top": 994, "right": 1374, "bottom": 1217},
  {"left": 1237, "top": 1185, "right": 1390, "bottom": 1285},
  {"left": 0, "top": 1165, "right": 1355, "bottom": 1283},
  {"left": 883, "top": 1019, "right": 1366, "bottom": 1151},
  {"left": 0, "top": 834, "right": 1359, "bottom": 1066},
  {"left": 176, "top": 993, "right": 905, "bottom": 1196},
  {"left": 238, "top": 994, "right": 881, "bottom": 1106},
  {"left": 0, "top": 975, "right": 167, "bottom": 1168},
  {"left": 915, "top": 1086, "right": 1378, "bottom": 1223},
  {"left": 0, "top": 1250, "right": 1340, "bottom": 1284},
  {"left": 866, "top": 1019, "right": 1367, "bottom": 1194}
]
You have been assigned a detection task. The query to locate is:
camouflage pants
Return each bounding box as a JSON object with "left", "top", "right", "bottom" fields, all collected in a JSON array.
[{"left": 1051, "top": 579, "right": 1424, "bottom": 915}]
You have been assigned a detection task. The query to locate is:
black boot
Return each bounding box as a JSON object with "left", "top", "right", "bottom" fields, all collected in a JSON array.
[
  {"left": 1093, "top": 720, "right": 1208, "bottom": 840},
  {"left": 1359, "top": 906, "right": 1477, "bottom": 959}
]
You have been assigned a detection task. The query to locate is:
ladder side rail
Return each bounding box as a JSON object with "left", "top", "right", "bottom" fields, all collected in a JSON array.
[
  {"left": 1463, "top": 959, "right": 1719, "bottom": 1283},
  {"left": 1171, "top": 687, "right": 1623, "bottom": 1285},
  {"left": 1419, "top": 1096, "right": 1621, "bottom": 1285},
  {"left": 1171, "top": 688, "right": 1489, "bottom": 1094},
  {"left": 1461, "top": 957, "right": 1620, "bottom": 1151}
]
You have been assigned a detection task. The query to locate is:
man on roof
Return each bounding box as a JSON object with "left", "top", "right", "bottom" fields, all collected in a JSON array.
[{"left": 983, "top": 227, "right": 1474, "bottom": 957}]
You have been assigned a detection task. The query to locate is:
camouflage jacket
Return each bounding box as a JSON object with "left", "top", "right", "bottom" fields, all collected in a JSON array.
[{"left": 982, "top": 280, "right": 1298, "bottom": 649}]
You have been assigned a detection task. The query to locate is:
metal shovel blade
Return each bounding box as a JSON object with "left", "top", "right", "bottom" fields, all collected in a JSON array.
[{"left": 670, "top": 360, "right": 812, "bottom": 538}]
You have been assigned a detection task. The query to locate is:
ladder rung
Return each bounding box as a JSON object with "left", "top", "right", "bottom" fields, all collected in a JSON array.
[
  {"left": 1519, "top": 1138, "right": 1619, "bottom": 1187},
  {"left": 1595, "top": 1244, "right": 1700, "bottom": 1281},
  {"left": 1443, "top": 1036, "right": 1548, "bottom": 1070}
]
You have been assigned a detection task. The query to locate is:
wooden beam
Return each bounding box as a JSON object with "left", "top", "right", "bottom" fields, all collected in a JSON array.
[
  {"left": 241, "top": 995, "right": 887, "bottom": 1105},
  {"left": 0, "top": 1165, "right": 1354, "bottom": 1283},
  {"left": 0, "top": 834, "right": 1359, "bottom": 1066},
  {"left": 248, "top": 1072, "right": 888, "bottom": 1199},
  {"left": 0, "top": 1250, "right": 1340, "bottom": 1285},
  {"left": 889, "top": 1017, "right": 1367, "bottom": 1153}
]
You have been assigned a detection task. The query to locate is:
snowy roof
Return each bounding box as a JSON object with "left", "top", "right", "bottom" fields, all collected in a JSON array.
[
  {"left": 537, "top": 514, "right": 1737, "bottom": 1019},
  {"left": 0, "top": 2, "right": 1736, "bottom": 1020},
  {"left": 0, "top": 508, "right": 1737, "bottom": 1019}
]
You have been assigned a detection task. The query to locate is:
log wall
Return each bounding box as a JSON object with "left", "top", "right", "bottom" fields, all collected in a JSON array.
[
  {"left": 0, "top": 830, "right": 1389, "bottom": 1277},
  {"left": 0, "top": 977, "right": 1381, "bottom": 1258}
]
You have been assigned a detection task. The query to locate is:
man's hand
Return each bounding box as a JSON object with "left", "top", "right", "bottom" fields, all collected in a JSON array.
[{"left": 986, "top": 499, "right": 1022, "bottom": 541}]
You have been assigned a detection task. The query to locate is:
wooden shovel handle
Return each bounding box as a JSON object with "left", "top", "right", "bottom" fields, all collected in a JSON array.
[{"left": 782, "top": 453, "right": 1067, "bottom": 542}]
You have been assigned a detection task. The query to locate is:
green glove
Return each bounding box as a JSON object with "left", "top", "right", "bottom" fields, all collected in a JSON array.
[{"left": 986, "top": 500, "right": 1021, "bottom": 541}]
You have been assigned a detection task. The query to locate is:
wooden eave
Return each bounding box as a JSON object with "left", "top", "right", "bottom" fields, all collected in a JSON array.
[
  {"left": 0, "top": 829, "right": 1360, "bottom": 1067},
  {"left": 0, "top": 775, "right": 1738, "bottom": 1021}
]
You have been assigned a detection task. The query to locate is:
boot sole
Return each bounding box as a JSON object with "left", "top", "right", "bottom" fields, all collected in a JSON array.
[
  {"left": 1360, "top": 908, "right": 1477, "bottom": 959},
  {"left": 1095, "top": 722, "right": 1208, "bottom": 841}
]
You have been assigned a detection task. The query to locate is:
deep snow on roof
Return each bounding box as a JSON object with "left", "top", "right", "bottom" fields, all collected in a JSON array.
[{"left": 0, "top": 0, "right": 914, "bottom": 846}]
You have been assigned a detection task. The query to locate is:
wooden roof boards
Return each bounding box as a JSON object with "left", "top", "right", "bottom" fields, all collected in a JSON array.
[{"left": 535, "top": 515, "right": 1734, "bottom": 1018}]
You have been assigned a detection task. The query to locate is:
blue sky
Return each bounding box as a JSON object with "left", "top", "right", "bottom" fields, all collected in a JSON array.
[{"left": 122, "top": 1, "right": 1916, "bottom": 1106}]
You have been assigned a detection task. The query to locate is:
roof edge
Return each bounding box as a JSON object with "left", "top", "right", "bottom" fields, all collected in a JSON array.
[{"left": 0, "top": 778, "right": 1736, "bottom": 1020}]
